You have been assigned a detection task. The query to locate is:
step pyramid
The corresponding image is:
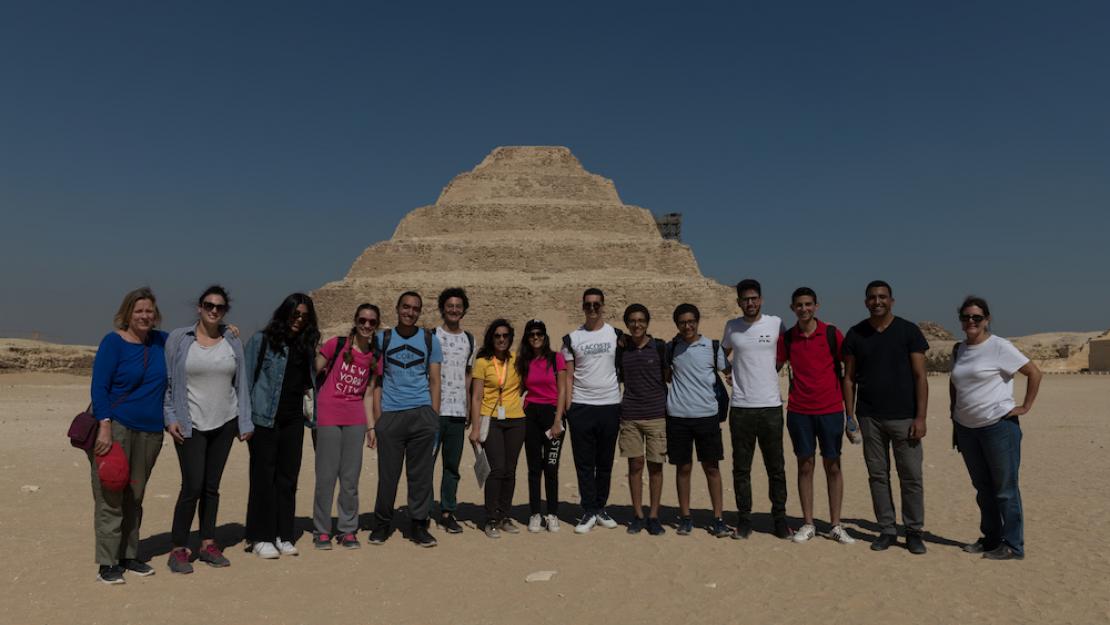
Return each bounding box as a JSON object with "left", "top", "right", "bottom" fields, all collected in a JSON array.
[{"left": 312, "top": 146, "right": 738, "bottom": 337}]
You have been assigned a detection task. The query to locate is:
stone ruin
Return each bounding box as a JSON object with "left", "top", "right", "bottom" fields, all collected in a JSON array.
[{"left": 312, "top": 146, "right": 739, "bottom": 337}]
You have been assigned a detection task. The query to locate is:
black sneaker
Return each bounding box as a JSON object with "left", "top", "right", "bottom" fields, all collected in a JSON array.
[
  {"left": 646, "top": 517, "right": 666, "bottom": 536},
  {"left": 339, "top": 533, "right": 361, "bottom": 550},
  {"left": 120, "top": 558, "right": 155, "bottom": 577},
  {"left": 962, "top": 538, "right": 997, "bottom": 554},
  {"left": 773, "top": 518, "right": 792, "bottom": 540},
  {"left": 676, "top": 516, "right": 694, "bottom": 536},
  {"left": 870, "top": 533, "right": 898, "bottom": 551},
  {"left": 314, "top": 533, "right": 333, "bottom": 550},
  {"left": 982, "top": 544, "right": 1024, "bottom": 561},
  {"left": 411, "top": 520, "right": 438, "bottom": 548},
  {"left": 906, "top": 531, "right": 927, "bottom": 555},
  {"left": 710, "top": 517, "right": 731, "bottom": 538},
  {"left": 96, "top": 565, "right": 125, "bottom": 585},
  {"left": 732, "top": 522, "right": 753, "bottom": 540},
  {"left": 627, "top": 517, "right": 645, "bottom": 535},
  {"left": 439, "top": 513, "right": 463, "bottom": 534},
  {"left": 368, "top": 524, "right": 393, "bottom": 546}
]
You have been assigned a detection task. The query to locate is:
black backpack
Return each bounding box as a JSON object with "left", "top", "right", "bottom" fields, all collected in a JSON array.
[
  {"left": 314, "top": 336, "right": 348, "bottom": 389},
  {"left": 380, "top": 328, "right": 435, "bottom": 379},
  {"left": 781, "top": 324, "right": 842, "bottom": 390}
]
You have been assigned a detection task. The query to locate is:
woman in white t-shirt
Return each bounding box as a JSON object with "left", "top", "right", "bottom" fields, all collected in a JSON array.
[{"left": 949, "top": 296, "right": 1042, "bottom": 561}]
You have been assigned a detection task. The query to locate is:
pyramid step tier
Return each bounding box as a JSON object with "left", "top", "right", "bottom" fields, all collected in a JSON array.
[
  {"left": 392, "top": 203, "right": 662, "bottom": 239},
  {"left": 345, "top": 239, "right": 703, "bottom": 279}
]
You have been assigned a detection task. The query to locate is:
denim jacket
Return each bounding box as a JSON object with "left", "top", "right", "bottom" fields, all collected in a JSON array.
[
  {"left": 243, "top": 331, "right": 316, "bottom": 428},
  {"left": 163, "top": 324, "right": 253, "bottom": 438}
]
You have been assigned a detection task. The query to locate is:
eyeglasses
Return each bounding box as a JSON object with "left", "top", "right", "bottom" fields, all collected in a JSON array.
[
  {"left": 959, "top": 314, "right": 986, "bottom": 324},
  {"left": 290, "top": 311, "right": 309, "bottom": 321},
  {"left": 677, "top": 319, "right": 698, "bottom": 327},
  {"left": 356, "top": 317, "right": 379, "bottom": 327},
  {"left": 494, "top": 333, "right": 512, "bottom": 340},
  {"left": 527, "top": 331, "right": 545, "bottom": 339},
  {"left": 582, "top": 301, "right": 603, "bottom": 311},
  {"left": 201, "top": 302, "right": 228, "bottom": 313}
]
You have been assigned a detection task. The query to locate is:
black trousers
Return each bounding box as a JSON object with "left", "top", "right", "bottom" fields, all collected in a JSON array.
[
  {"left": 245, "top": 413, "right": 304, "bottom": 543},
  {"left": 171, "top": 419, "right": 238, "bottom": 547},
  {"left": 483, "top": 418, "right": 527, "bottom": 523},
  {"left": 566, "top": 403, "right": 620, "bottom": 514},
  {"left": 525, "top": 404, "right": 565, "bottom": 515}
]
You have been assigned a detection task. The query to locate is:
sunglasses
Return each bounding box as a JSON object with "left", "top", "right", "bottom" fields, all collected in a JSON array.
[
  {"left": 356, "top": 317, "right": 379, "bottom": 327},
  {"left": 527, "top": 331, "right": 545, "bottom": 339},
  {"left": 959, "top": 314, "right": 986, "bottom": 323},
  {"left": 201, "top": 302, "right": 228, "bottom": 313},
  {"left": 290, "top": 311, "right": 309, "bottom": 321},
  {"left": 494, "top": 332, "right": 512, "bottom": 340},
  {"left": 582, "top": 301, "right": 603, "bottom": 311}
]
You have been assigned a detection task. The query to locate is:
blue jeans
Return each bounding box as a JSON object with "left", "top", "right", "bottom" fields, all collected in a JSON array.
[{"left": 956, "top": 417, "right": 1023, "bottom": 555}]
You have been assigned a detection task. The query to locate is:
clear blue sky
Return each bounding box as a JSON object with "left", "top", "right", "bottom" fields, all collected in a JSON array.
[{"left": 2, "top": 1, "right": 1107, "bottom": 344}]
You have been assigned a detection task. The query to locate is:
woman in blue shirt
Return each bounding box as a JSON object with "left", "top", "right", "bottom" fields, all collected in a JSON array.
[{"left": 89, "top": 287, "right": 168, "bottom": 584}]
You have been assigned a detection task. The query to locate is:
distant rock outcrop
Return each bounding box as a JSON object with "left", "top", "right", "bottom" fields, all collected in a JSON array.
[
  {"left": 312, "top": 146, "right": 738, "bottom": 336},
  {"left": 0, "top": 339, "right": 96, "bottom": 373}
]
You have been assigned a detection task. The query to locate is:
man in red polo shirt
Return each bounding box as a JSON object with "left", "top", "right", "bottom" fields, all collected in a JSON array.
[{"left": 777, "top": 287, "right": 860, "bottom": 545}]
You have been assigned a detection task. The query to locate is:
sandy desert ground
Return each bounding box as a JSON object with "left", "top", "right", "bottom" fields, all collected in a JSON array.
[{"left": 1, "top": 372, "right": 1108, "bottom": 625}]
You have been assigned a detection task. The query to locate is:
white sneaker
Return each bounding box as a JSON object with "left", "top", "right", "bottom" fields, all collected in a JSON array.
[
  {"left": 574, "top": 514, "right": 597, "bottom": 534},
  {"left": 528, "top": 514, "right": 544, "bottom": 533},
  {"left": 829, "top": 524, "right": 857, "bottom": 545},
  {"left": 275, "top": 538, "right": 299, "bottom": 556},
  {"left": 596, "top": 511, "right": 618, "bottom": 529},
  {"left": 793, "top": 523, "right": 816, "bottom": 543},
  {"left": 545, "top": 514, "right": 560, "bottom": 533},
  {"left": 252, "top": 542, "right": 280, "bottom": 559}
]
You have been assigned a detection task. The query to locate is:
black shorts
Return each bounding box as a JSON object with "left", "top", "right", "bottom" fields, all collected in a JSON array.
[{"left": 665, "top": 416, "right": 723, "bottom": 465}]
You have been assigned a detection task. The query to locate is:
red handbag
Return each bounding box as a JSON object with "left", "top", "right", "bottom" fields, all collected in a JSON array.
[{"left": 70, "top": 344, "right": 149, "bottom": 451}]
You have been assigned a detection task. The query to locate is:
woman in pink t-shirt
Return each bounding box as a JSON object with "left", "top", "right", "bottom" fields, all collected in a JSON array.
[
  {"left": 311, "top": 303, "right": 380, "bottom": 550},
  {"left": 514, "top": 319, "right": 568, "bottom": 533}
]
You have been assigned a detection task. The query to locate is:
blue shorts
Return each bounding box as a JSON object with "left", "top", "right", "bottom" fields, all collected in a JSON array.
[{"left": 786, "top": 411, "right": 844, "bottom": 459}]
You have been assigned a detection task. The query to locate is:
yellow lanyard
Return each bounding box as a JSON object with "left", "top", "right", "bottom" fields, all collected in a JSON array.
[{"left": 491, "top": 356, "right": 509, "bottom": 407}]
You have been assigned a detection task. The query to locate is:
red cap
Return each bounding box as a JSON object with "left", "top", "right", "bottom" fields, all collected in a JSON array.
[{"left": 95, "top": 442, "right": 131, "bottom": 492}]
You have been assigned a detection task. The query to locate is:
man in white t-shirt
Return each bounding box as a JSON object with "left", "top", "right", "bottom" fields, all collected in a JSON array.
[
  {"left": 561, "top": 288, "right": 622, "bottom": 534},
  {"left": 432, "top": 288, "right": 476, "bottom": 534},
  {"left": 722, "top": 279, "right": 790, "bottom": 540}
]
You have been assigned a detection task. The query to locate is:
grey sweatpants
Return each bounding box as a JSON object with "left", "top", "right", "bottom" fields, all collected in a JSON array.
[
  {"left": 313, "top": 423, "right": 367, "bottom": 535},
  {"left": 373, "top": 406, "right": 438, "bottom": 526},
  {"left": 859, "top": 416, "right": 925, "bottom": 534},
  {"left": 88, "top": 422, "right": 163, "bottom": 565}
]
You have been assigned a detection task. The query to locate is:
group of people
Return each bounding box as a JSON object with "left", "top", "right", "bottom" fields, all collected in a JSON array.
[{"left": 85, "top": 279, "right": 1042, "bottom": 584}]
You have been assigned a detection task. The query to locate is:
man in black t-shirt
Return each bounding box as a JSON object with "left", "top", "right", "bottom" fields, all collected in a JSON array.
[{"left": 842, "top": 280, "right": 930, "bottom": 555}]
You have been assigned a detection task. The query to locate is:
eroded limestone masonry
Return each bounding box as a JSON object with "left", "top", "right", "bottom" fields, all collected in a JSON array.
[{"left": 312, "top": 146, "right": 738, "bottom": 337}]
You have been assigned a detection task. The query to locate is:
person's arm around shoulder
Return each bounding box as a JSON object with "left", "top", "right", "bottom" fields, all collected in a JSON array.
[
  {"left": 908, "top": 322, "right": 930, "bottom": 440},
  {"left": 468, "top": 360, "right": 486, "bottom": 445},
  {"left": 368, "top": 358, "right": 382, "bottom": 449},
  {"left": 228, "top": 332, "right": 254, "bottom": 442},
  {"left": 775, "top": 320, "right": 787, "bottom": 372},
  {"left": 553, "top": 354, "right": 567, "bottom": 436},
  {"left": 909, "top": 351, "right": 928, "bottom": 440},
  {"left": 163, "top": 329, "right": 185, "bottom": 444},
  {"left": 561, "top": 338, "right": 576, "bottom": 407},
  {"left": 91, "top": 333, "right": 120, "bottom": 456},
  {"left": 428, "top": 332, "right": 443, "bottom": 415}
]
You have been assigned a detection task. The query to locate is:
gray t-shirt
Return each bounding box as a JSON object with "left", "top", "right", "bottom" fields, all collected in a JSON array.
[
  {"left": 666, "top": 336, "right": 728, "bottom": 418},
  {"left": 185, "top": 339, "right": 238, "bottom": 431},
  {"left": 435, "top": 326, "right": 475, "bottom": 418}
]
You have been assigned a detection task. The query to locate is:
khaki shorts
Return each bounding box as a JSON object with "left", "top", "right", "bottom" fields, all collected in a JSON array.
[{"left": 618, "top": 418, "right": 667, "bottom": 464}]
